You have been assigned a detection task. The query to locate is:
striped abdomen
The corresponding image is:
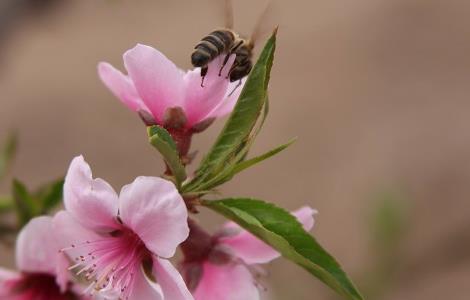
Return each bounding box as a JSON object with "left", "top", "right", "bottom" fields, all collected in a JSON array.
[{"left": 191, "top": 29, "right": 236, "bottom": 68}]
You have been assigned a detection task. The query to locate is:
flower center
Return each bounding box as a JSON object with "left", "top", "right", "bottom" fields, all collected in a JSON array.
[
  {"left": 60, "top": 227, "right": 149, "bottom": 299},
  {"left": 5, "top": 273, "right": 76, "bottom": 300}
]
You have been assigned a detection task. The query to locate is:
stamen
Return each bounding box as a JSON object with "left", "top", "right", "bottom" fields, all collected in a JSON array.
[{"left": 61, "top": 228, "right": 148, "bottom": 298}]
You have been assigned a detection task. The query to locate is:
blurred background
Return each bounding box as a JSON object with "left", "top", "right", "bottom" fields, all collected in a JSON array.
[{"left": 1, "top": 0, "right": 470, "bottom": 299}]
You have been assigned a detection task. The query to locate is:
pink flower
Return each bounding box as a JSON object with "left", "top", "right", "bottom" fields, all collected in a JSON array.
[
  {"left": 181, "top": 207, "right": 317, "bottom": 300},
  {"left": 98, "top": 44, "right": 244, "bottom": 131},
  {"left": 54, "top": 156, "right": 193, "bottom": 300},
  {"left": 0, "top": 216, "right": 89, "bottom": 300}
]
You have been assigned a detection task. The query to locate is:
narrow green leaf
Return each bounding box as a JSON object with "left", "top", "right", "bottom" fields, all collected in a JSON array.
[
  {"left": 148, "top": 126, "right": 187, "bottom": 188},
  {"left": 226, "top": 95, "right": 271, "bottom": 167},
  {"left": 232, "top": 138, "right": 296, "bottom": 174},
  {"left": 183, "top": 31, "right": 277, "bottom": 192},
  {"left": 203, "top": 198, "right": 363, "bottom": 300},
  {"left": 35, "top": 178, "right": 64, "bottom": 212},
  {"left": 0, "top": 196, "right": 14, "bottom": 214},
  {"left": 195, "top": 138, "right": 296, "bottom": 192},
  {"left": 12, "top": 179, "right": 40, "bottom": 226},
  {"left": 244, "top": 95, "right": 270, "bottom": 156},
  {"left": 0, "top": 132, "right": 17, "bottom": 180}
]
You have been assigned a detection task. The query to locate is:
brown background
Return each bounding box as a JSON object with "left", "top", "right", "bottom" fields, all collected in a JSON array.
[{"left": 1, "top": 0, "right": 470, "bottom": 299}]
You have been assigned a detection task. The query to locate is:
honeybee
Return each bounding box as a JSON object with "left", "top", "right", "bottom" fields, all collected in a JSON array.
[{"left": 191, "top": 0, "right": 273, "bottom": 88}]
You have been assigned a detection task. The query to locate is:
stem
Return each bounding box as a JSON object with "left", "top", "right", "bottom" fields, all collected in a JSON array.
[{"left": 183, "top": 195, "right": 201, "bottom": 214}]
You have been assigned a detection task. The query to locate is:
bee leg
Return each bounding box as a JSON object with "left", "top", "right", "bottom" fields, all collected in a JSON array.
[
  {"left": 226, "top": 62, "right": 240, "bottom": 79},
  {"left": 201, "top": 66, "right": 208, "bottom": 87},
  {"left": 201, "top": 75, "right": 207, "bottom": 87},
  {"left": 201, "top": 76, "right": 205, "bottom": 87},
  {"left": 228, "top": 79, "right": 242, "bottom": 97},
  {"left": 219, "top": 40, "right": 244, "bottom": 76}
]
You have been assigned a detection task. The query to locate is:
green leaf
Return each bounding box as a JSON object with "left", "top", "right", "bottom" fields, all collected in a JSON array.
[
  {"left": 0, "top": 196, "right": 14, "bottom": 214},
  {"left": 232, "top": 138, "right": 296, "bottom": 174},
  {"left": 148, "top": 126, "right": 187, "bottom": 188},
  {"left": 148, "top": 125, "right": 177, "bottom": 150},
  {"left": 243, "top": 95, "right": 270, "bottom": 156},
  {"left": 226, "top": 95, "right": 271, "bottom": 167},
  {"left": 194, "top": 138, "right": 296, "bottom": 191},
  {"left": 0, "top": 132, "right": 17, "bottom": 180},
  {"left": 35, "top": 178, "right": 64, "bottom": 212},
  {"left": 203, "top": 198, "right": 363, "bottom": 300},
  {"left": 12, "top": 179, "right": 40, "bottom": 226},
  {"left": 183, "top": 31, "right": 277, "bottom": 192}
]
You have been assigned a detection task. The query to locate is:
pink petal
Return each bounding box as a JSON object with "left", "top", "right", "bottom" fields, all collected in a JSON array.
[
  {"left": 206, "top": 77, "right": 246, "bottom": 119},
  {"left": 55, "top": 251, "right": 72, "bottom": 293},
  {"left": 153, "top": 257, "right": 194, "bottom": 300},
  {"left": 0, "top": 268, "right": 18, "bottom": 282},
  {"left": 127, "top": 266, "right": 163, "bottom": 300},
  {"left": 53, "top": 211, "right": 105, "bottom": 295},
  {"left": 220, "top": 228, "right": 279, "bottom": 265},
  {"left": 193, "top": 262, "right": 259, "bottom": 300},
  {"left": 183, "top": 55, "right": 236, "bottom": 126},
  {"left": 52, "top": 211, "right": 102, "bottom": 261},
  {"left": 124, "top": 44, "right": 185, "bottom": 122},
  {"left": 0, "top": 267, "right": 19, "bottom": 298},
  {"left": 15, "top": 216, "right": 60, "bottom": 275},
  {"left": 119, "top": 176, "right": 189, "bottom": 258},
  {"left": 292, "top": 206, "right": 318, "bottom": 231},
  {"left": 52, "top": 212, "right": 107, "bottom": 297},
  {"left": 98, "top": 62, "right": 150, "bottom": 113},
  {"left": 70, "top": 284, "right": 97, "bottom": 300},
  {"left": 63, "top": 155, "right": 119, "bottom": 232},
  {"left": 221, "top": 206, "right": 317, "bottom": 265}
]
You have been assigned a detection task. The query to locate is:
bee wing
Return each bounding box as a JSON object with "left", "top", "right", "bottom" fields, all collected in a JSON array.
[
  {"left": 250, "top": 0, "right": 278, "bottom": 46},
  {"left": 209, "top": 0, "right": 234, "bottom": 29},
  {"left": 224, "top": 0, "right": 234, "bottom": 29}
]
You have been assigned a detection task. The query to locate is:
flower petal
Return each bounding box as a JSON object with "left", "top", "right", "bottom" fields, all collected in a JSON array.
[
  {"left": 0, "top": 268, "right": 18, "bottom": 282},
  {"left": 55, "top": 251, "right": 72, "bottom": 293},
  {"left": 52, "top": 213, "right": 106, "bottom": 297},
  {"left": 124, "top": 44, "right": 185, "bottom": 122},
  {"left": 153, "top": 257, "right": 194, "bottom": 300},
  {"left": 52, "top": 211, "right": 104, "bottom": 293},
  {"left": 183, "top": 55, "right": 236, "bottom": 126},
  {"left": 98, "top": 62, "right": 150, "bottom": 113},
  {"left": 127, "top": 265, "right": 163, "bottom": 300},
  {"left": 52, "top": 211, "right": 102, "bottom": 261},
  {"left": 63, "top": 155, "right": 119, "bottom": 232},
  {"left": 15, "top": 216, "right": 60, "bottom": 275},
  {"left": 193, "top": 262, "right": 259, "bottom": 300},
  {"left": 292, "top": 206, "right": 317, "bottom": 231},
  {"left": 16, "top": 216, "right": 75, "bottom": 292},
  {"left": 119, "top": 176, "right": 189, "bottom": 258},
  {"left": 0, "top": 267, "right": 19, "bottom": 298},
  {"left": 206, "top": 77, "right": 246, "bottom": 119},
  {"left": 221, "top": 206, "right": 317, "bottom": 265},
  {"left": 219, "top": 229, "right": 279, "bottom": 265}
]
